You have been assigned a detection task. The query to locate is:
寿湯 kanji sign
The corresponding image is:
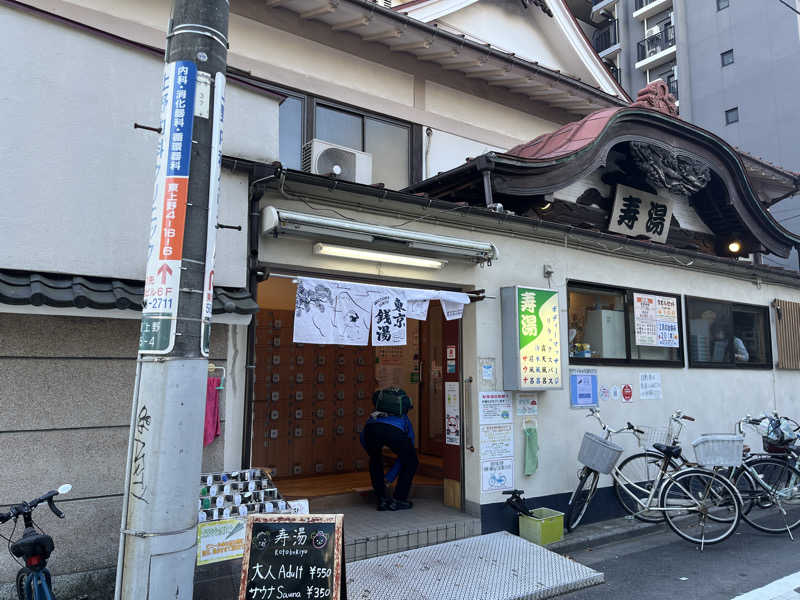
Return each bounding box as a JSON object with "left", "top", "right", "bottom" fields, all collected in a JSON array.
[
  {"left": 140, "top": 60, "right": 197, "bottom": 354},
  {"left": 608, "top": 184, "right": 674, "bottom": 244}
]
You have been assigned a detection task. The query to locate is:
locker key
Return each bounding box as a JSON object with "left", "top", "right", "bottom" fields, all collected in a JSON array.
[
  {"left": 354, "top": 459, "right": 365, "bottom": 470},
  {"left": 270, "top": 429, "right": 279, "bottom": 439},
  {"left": 316, "top": 408, "right": 325, "bottom": 418},
  {"left": 337, "top": 356, "right": 345, "bottom": 366},
  {"left": 355, "top": 424, "right": 364, "bottom": 433},
  {"left": 315, "top": 463, "right": 324, "bottom": 473},
  {"left": 336, "top": 391, "right": 345, "bottom": 401},
  {"left": 357, "top": 374, "right": 365, "bottom": 383},
  {"left": 272, "top": 373, "right": 280, "bottom": 384},
  {"left": 273, "top": 336, "right": 281, "bottom": 347},
  {"left": 296, "top": 356, "right": 304, "bottom": 365},
  {"left": 295, "top": 391, "right": 304, "bottom": 401},
  {"left": 271, "top": 391, "right": 280, "bottom": 402},
  {"left": 272, "top": 355, "right": 280, "bottom": 365},
  {"left": 294, "top": 426, "right": 303, "bottom": 437},
  {"left": 336, "top": 425, "right": 345, "bottom": 435},
  {"left": 337, "top": 374, "right": 345, "bottom": 383},
  {"left": 295, "top": 410, "right": 303, "bottom": 420},
  {"left": 270, "top": 410, "right": 279, "bottom": 420},
  {"left": 296, "top": 373, "right": 304, "bottom": 384},
  {"left": 273, "top": 319, "right": 282, "bottom": 329},
  {"left": 356, "top": 407, "right": 365, "bottom": 416},
  {"left": 336, "top": 407, "right": 345, "bottom": 417},
  {"left": 315, "top": 427, "right": 325, "bottom": 437},
  {"left": 336, "top": 461, "right": 344, "bottom": 471},
  {"left": 317, "top": 391, "right": 325, "bottom": 401},
  {"left": 357, "top": 357, "right": 366, "bottom": 366},
  {"left": 317, "top": 373, "right": 325, "bottom": 383},
  {"left": 293, "top": 464, "right": 302, "bottom": 475},
  {"left": 318, "top": 356, "right": 326, "bottom": 366},
  {"left": 357, "top": 391, "right": 365, "bottom": 400}
]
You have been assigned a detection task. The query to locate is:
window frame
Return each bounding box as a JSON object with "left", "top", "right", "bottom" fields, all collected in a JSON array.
[
  {"left": 685, "top": 296, "right": 773, "bottom": 369},
  {"left": 256, "top": 80, "right": 421, "bottom": 186},
  {"left": 717, "top": 0, "right": 729, "bottom": 11},
  {"left": 720, "top": 49, "right": 734, "bottom": 67},
  {"left": 725, "top": 106, "right": 739, "bottom": 125},
  {"left": 567, "top": 280, "right": 685, "bottom": 368}
]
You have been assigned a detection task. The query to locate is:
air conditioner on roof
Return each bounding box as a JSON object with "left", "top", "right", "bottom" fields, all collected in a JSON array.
[{"left": 302, "top": 139, "right": 373, "bottom": 185}]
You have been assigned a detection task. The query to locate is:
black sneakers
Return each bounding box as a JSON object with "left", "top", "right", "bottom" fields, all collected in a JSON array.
[
  {"left": 377, "top": 498, "right": 395, "bottom": 511},
  {"left": 375, "top": 498, "right": 413, "bottom": 511}
]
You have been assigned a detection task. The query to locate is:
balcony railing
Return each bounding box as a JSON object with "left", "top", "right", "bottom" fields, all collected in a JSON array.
[
  {"left": 607, "top": 63, "right": 622, "bottom": 85},
  {"left": 637, "top": 24, "right": 676, "bottom": 61},
  {"left": 634, "top": 0, "right": 663, "bottom": 9},
  {"left": 666, "top": 76, "right": 678, "bottom": 99},
  {"left": 592, "top": 19, "right": 619, "bottom": 53}
]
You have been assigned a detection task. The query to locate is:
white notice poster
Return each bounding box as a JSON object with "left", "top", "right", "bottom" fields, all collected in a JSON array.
[
  {"left": 639, "top": 372, "right": 662, "bottom": 400},
  {"left": 481, "top": 459, "right": 514, "bottom": 492},
  {"left": 480, "top": 424, "right": 514, "bottom": 459},
  {"left": 479, "top": 391, "right": 512, "bottom": 425},
  {"left": 445, "top": 381, "right": 460, "bottom": 445},
  {"left": 633, "top": 293, "right": 679, "bottom": 348},
  {"left": 516, "top": 393, "right": 538, "bottom": 416}
]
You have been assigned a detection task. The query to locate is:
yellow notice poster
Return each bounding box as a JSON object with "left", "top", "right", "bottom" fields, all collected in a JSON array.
[{"left": 197, "top": 518, "right": 246, "bottom": 565}]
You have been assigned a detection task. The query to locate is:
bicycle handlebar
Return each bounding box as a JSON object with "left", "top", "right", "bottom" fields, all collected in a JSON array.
[{"left": 0, "top": 486, "right": 70, "bottom": 524}]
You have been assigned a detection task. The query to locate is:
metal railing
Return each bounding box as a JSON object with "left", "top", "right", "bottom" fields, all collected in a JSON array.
[
  {"left": 592, "top": 19, "right": 619, "bottom": 53},
  {"left": 607, "top": 63, "right": 622, "bottom": 85},
  {"left": 634, "top": 0, "right": 668, "bottom": 9},
  {"left": 666, "top": 76, "right": 678, "bottom": 99},
  {"left": 637, "top": 24, "right": 675, "bottom": 61}
]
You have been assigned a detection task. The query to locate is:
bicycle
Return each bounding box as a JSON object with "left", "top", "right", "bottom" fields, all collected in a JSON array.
[
  {"left": 1, "top": 484, "right": 72, "bottom": 600},
  {"left": 568, "top": 409, "right": 743, "bottom": 547},
  {"left": 503, "top": 489, "right": 532, "bottom": 518},
  {"left": 727, "top": 415, "right": 800, "bottom": 536},
  {"left": 614, "top": 410, "right": 697, "bottom": 522}
]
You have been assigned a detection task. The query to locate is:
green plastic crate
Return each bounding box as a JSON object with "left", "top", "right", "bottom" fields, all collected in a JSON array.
[{"left": 519, "top": 508, "right": 564, "bottom": 546}]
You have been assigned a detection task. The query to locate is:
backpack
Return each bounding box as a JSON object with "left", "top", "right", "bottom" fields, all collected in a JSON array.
[{"left": 373, "top": 387, "right": 412, "bottom": 416}]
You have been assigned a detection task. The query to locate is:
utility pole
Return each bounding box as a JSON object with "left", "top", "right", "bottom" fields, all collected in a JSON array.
[{"left": 116, "top": 1, "right": 229, "bottom": 598}]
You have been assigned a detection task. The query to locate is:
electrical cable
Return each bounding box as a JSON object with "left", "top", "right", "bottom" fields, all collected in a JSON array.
[{"left": 778, "top": 0, "right": 800, "bottom": 16}]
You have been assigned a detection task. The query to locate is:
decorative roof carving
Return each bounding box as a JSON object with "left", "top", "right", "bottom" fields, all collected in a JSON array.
[
  {"left": 630, "top": 80, "right": 679, "bottom": 117},
  {"left": 629, "top": 142, "right": 711, "bottom": 196}
]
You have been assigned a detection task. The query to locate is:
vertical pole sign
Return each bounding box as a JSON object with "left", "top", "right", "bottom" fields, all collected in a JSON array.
[
  {"left": 201, "top": 72, "right": 226, "bottom": 356},
  {"left": 139, "top": 61, "right": 197, "bottom": 354}
]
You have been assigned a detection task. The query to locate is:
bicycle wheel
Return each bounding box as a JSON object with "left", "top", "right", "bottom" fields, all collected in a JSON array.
[
  {"left": 659, "top": 468, "right": 741, "bottom": 545},
  {"left": 566, "top": 467, "right": 599, "bottom": 532},
  {"left": 614, "top": 451, "right": 678, "bottom": 522},
  {"left": 733, "top": 457, "right": 800, "bottom": 534},
  {"left": 16, "top": 568, "right": 52, "bottom": 600}
]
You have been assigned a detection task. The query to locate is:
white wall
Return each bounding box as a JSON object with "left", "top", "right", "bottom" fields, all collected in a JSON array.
[
  {"left": 256, "top": 192, "right": 800, "bottom": 508},
  {"left": 0, "top": 6, "right": 278, "bottom": 287}
]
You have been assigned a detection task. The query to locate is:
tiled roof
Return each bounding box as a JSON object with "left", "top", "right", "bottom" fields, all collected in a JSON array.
[{"left": 0, "top": 270, "right": 258, "bottom": 315}]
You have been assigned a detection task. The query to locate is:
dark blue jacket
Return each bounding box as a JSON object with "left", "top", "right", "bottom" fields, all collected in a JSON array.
[{"left": 360, "top": 413, "right": 415, "bottom": 483}]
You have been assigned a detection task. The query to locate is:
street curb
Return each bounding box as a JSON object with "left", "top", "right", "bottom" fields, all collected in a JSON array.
[{"left": 547, "top": 517, "right": 665, "bottom": 555}]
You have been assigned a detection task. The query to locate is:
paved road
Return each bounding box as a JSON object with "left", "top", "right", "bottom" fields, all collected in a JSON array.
[{"left": 560, "top": 522, "right": 800, "bottom": 599}]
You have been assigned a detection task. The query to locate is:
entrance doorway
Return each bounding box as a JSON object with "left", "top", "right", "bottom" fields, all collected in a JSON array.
[{"left": 250, "top": 275, "right": 462, "bottom": 511}]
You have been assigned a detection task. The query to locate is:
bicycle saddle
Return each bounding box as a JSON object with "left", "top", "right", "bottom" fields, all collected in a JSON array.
[
  {"left": 11, "top": 532, "right": 54, "bottom": 560},
  {"left": 653, "top": 443, "right": 682, "bottom": 459}
]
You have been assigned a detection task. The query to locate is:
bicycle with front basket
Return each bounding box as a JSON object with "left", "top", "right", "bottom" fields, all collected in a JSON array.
[
  {"left": 1, "top": 484, "right": 72, "bottom": 600},
  {"left": 567, "top": 408, "right": 742, "bottom": 547}
]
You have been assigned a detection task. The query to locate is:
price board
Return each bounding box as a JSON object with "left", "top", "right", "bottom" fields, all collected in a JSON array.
[{"left": 238, "top": 514, "right": 345, "bottom": 600}]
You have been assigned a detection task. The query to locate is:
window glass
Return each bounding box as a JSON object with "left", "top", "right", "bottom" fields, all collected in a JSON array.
[
  {"left": 315, "top": 105, "right": 363, "bottom": 151},
  {"left": 568, "top": 286, "right": 626, "bottom": 359},
  {"left": 721, "top": 49, "right": 734, "bottom": 66},
  {"left": 725, "top": 107, "right": 739, "bottom": 124},
  {"left": 365, "top": 118, "right": 410, "bottom": 190},
  {"left": 279, "top": 96, "right": 303, "bottom": 171},
  {"left": 687, "top": 298, "right": 771, "bottom": 367},
  {"left": 733, "top": 306, "right": 770, "bottom": 365},
  {"left": 717, "top": 0, "right": 729, "bottom": 10}
]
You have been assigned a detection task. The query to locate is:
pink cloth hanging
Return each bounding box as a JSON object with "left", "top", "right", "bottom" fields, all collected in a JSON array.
[{"left": 204, "top": 377, "right": 222, "bottom": 446}]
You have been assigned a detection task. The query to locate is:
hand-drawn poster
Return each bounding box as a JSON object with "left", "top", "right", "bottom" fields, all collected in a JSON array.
[
  {"left": 633, "top": 293, "right": 679, "bottom": 348},
  {"left": 371, "top": 291, "right": 408, "bottom": 346},
  {"left": 293, "top": 278, "right": 372, "bottom": 345}
]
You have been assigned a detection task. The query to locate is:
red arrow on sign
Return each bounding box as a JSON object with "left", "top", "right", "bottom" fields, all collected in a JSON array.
[{"left": 157, "top": 263, "right": 173, "bottom": 284}]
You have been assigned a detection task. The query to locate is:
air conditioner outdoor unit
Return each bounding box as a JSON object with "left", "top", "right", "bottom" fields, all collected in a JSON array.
[
  {"left": 645, "top": 26, "right": 661, "bottom": 38},
  {"left": 302, "top": 139, "right": 373, "bottom": 185}
]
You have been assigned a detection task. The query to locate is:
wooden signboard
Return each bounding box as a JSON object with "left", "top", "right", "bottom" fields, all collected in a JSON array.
[{"left": 238, "top": 514, "right": 345, "bottom": 600}]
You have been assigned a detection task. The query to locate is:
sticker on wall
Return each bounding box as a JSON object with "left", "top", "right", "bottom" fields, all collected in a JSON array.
[
  {"left": 446, "top": 360, "right": 456, "bottom": 374},
  {"left": 482, "top": 363, "right": 494, "bottom": 381},
  {"left": 516, "top": 393, "right": 538, "bottom": 417},
  {"left": 622, "top": 384, "right": 634, "bottom": 403},
  {"left": 446, "top": 345, "right": 456, "bottom": 359},
  {"left": 610, "top": 385, "right": 622, "bottom": 403},
  {"left": 445, "top": 381, "right": 460, "bottom": 445},
  {"left": 599, "top": 386, "right": 610, "bottom": 402}
]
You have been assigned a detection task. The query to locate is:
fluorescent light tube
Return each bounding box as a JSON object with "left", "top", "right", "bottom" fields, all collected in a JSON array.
[{"left": 313, "top": 243, "right": 446, "bottom": 269}]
